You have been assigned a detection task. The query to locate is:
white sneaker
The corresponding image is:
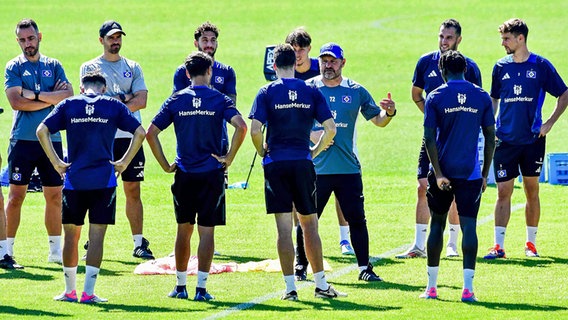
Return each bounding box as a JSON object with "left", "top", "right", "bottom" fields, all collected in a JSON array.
[
  {"left": 446, "top": 243, "right": 459, "bottom": 257},
  {"left": 340, "top": 240, "right": 355, "bottom": 255},
  {"left": 48, "top": 252, "right": 63, "bottom": 264}
]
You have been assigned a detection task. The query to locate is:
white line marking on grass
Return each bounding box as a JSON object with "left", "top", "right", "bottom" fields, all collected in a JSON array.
[{"left": 206, "top": 204, "right": 524, "bottom": 319}]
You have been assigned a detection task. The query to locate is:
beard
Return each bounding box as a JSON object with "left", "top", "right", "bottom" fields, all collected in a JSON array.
[
  {"left": 198, "top": 45, "right": 216, "bottom": 58},
  {"left": 24, "top": 46, "right": 38, "bottom": 57},
  {"left": 322, "top": 68, "right": 340, "bottom": 80},
  {"left": 109, "top": 44, "right": 121, "bottom": 54}
]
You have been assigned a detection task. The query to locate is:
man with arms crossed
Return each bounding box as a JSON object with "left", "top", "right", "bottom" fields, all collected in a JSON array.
[
  {"left": 484, "top": 18, "right": 568, "bottom": 259},
  {"left": 420, "top": 50, "right": 495, "bottom": 302},
  {"left": 249, "top": 44, "right": 346, "bottom": 300},
  {"left": 37, "top": 71, "right": 145, "bottom": 303},
  {"left": 80, "top": 20, "right": 153, "bottom": 260},
  {"left": 5, "top": 18, "right": 73, "bottom": 265},
  {"left": 147, "top": 52, "right": 247, "bottom": 301},
  {"left": 398, "top": 18, "right": 482, "bottom": 259}
]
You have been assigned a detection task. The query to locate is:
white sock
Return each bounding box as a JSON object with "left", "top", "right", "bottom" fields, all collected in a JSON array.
[
  {"left": 0, "top": 240, "right": 7, "bottom": 257},
  {"left": 339, "top": 226, "right": 350, "bottom": 243},
  {"left": 526, "top": 226, "right": 538, "bottom": 245},
  {"left": 83, "top": 265, "right": 100, "bottom": 296},
  {"left": 63, "top": 266, "right": 77, "bottom": 293},
  {"left": 49, "top": 236, "right": 61, "bottom": 254},
  {"left": 176, "top": 270, "right": 187, "bottom": 286},
  {"left": 427, "top": 266, "right": 439, "bottom": 289},
  {"left": 284, "top": 275, "right": 296, "bottom": 293},
  {"left": 463, "top": 268, "right": 475, "bottom": 292},
  {"left": 7, "top": 237, "right": 14, "bottom": 256},
  {"left": 448, "top": 224, "right": 460, "bottom": 247},
  {"left": 495, "top": 226, "right": 506, "bottom": 249},
  {"left": 133, "top": 234, "right": 143, "bottom": 248},
  {"left": 358, "top": 265, "right": 367, "bottom": 273},
  {"left": 415, "top": 224, "right": 428, "bottom": 250},
  {"left": 197, "top": 271, "right": 209, "bottom": 289},
  {"left": 313, "top": 271, "right": 329, "bottom": 290}
]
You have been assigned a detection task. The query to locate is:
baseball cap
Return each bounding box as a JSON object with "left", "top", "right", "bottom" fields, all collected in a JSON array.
[
  {"left": 99, "top": 20, "right": 126, "bottom": 38},
  {"left": 319, "top": 42, "right": 344, "bottom": 59}
]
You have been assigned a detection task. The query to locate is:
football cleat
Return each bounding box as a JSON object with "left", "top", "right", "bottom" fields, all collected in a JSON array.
[
  {"left": 419, "top": 287, "right": 438, "bottom": 299},
  {"left": 54, "top": 290, "right": 78, "bottom": 302},
  {"left": 461, "top": 289, "right": 478, "bottom": 302},
  {"left": 168, "top": 286, "right": 189, "bottom": 299},
  {"left": 358, "top": 263, "right": 383, "bottom": 282},
  {"left": 396, "top": 245, "right": 427, "bottom": 259},
  {"left": 525, "top": 242, "right": 540, "bottom": 257},
  {"left": 80, "top": 292, "right": 108, "bottom": 304},
  {"left": 280, "top": 290, "right": 298, "bottom": 301},
  {"left": 314, "top": 285, "right": 347, "bottom": 298},
  {"left": 483, "top": 244, "right": 506, "bottom": 259},
  {"left": 48, "top": 252, "right": 63, "bottom": 264},
  {"left": 294, "top": 264, "right": 307, "bottom": 281},
  {"left": 194, "top": 288, "right": 215, "bottom": 301},
  {"left": 0, "top": 254, "right": 24, "bottom": 269},
  {"left": 446, "top": 243, "right": 459, "bottom": 257},
  {"left": 340, "top": 240, "right": 355, "bottom": 255},
  {"left": 133, "top": 237, "right": 155, "bottom": 260}
]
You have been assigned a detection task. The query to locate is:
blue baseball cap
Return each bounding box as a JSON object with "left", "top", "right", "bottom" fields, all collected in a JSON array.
[
  {"left": 319, "top": 42, "right": 344, "bottom": 59},
  {"left": 99, "top": 20, "right": 126, "bottom": 38}
]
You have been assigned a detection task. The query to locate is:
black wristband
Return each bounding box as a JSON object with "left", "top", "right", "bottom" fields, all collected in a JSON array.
[
  {"left": 119, "top": 93, "right": 126, "bottom": 103},
  {"left": 386, "top": 109, "right": 397, "bottom": 117},
  {"left": 34, "top": 91, "right": 40, "bottom": 101}
]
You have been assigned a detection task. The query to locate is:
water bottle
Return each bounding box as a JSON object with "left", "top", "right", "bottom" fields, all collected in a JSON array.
[{"left": 228, "top": 181, "right": 247, "bottom": 189}]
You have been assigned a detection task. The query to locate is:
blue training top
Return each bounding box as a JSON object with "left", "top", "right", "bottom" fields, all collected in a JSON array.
[
  {"left": 413, "top": 50, "right": 482, "bottom": 95},
  {"left": 490, "top": 53, "right": 567, "bottom": 145},
  {"left": 42, "top": 94, "right": 140, "bottom": 190},
  {"left": 307, "top": 76, "right": 381, "bottom": 175},
  {"left": 249, "top": 77, "right": 332, "bottom": 165},
  {"left": 172, "top": 60, "right": 236, "bottom": 95},
  {"left": 5, "top": 54, "right": 69, "bottom": 142},
  {"left": 152, "top": 85, "right": 240, "bottom": 173},
  {"left": 424, "top": 80, "right": 495, "bottom": 180}
]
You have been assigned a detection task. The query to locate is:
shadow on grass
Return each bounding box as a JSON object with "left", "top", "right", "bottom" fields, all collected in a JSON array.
[
  {"left": 0, "top": 305, "right": 66, "bottom": 317},
  {"left": 104, "top": 259, "right": 140, "bottom": 267},
  {"left": 0, "top": 269, "right": 54, "bottom": 281},
  {"left": 200, "top": 299, "right": 400, "bottom": 313},
  {"left": 477, "top": 255, "right": 568, "bottom": 267}
]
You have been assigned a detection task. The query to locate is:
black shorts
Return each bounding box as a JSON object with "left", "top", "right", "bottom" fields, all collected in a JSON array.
[
  {"left": 171, "top": 169, "right": 226, "bottom": 227},
  {"left": 417, "top": 140, "right": 430, "bottom": 179},
  {"left": 493, "top": 137, "right": 545, "bottom": 182},
  {"left": 62, "top": 188, "right": 117, "bottom": 225},
  {"left": 316, "top": 173, "right": 365, "bottom": 223},
  {"left": 8, "top": 140, "right": 63, "bottom": 186},
  {"left": 114, "top": 138, "right": 145, "bottom": 182},
  {"left": 426, "top": 171, "right": 483, "bottom": 218},
  {"left": 263, "top": 160, "right": 316, "bottom": 215}
]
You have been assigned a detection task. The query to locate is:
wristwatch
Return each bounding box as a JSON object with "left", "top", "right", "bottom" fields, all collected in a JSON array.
[
  {"left": 119, "top": 93, "right": 126, "bottom": 103},
  {"left": 34, "top": 91, "right": 40, "bottom": 101},
  {"left": 386, "top": 108, "right": 397, "bottom": 117}
]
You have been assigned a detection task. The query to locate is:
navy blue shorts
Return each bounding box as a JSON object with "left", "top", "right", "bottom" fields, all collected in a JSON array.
[
  {"left": 8, "top": 140, "right": 63, "bottom": 186},
  {"left": 114, "top": 138, "right": 145, "bottom": 182},
  {"left": 426, "top": 171, "right": 483, "bottom": 218},
  {"left": 316, "top": 173, "right": 366, "bottom": 223},
  {"left": 62, "top": 188, "right": 117, "bottom": 225},
  {"left": 493, "top": 137, "right": 545, "bottom": 182},
  {"left": 417, "top": 140, "right": 430, "bottom": 179},
  {"left": 171, "top": 169, "right": 226, "bottom": 227},
  {"left": 263, "top": 160, "right": 316, "bottom": 215}
]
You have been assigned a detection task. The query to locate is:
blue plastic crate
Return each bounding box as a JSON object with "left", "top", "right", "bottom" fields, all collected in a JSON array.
[{"left": 548, "top": 153, "right": 568, "bottom": 185}]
